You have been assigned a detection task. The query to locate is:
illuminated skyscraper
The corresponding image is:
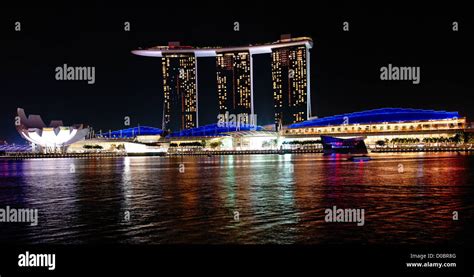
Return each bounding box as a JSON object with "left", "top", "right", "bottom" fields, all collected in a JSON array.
[
  {"left": 272, "top": 39, "right": 311, "bottom": 130},
  {"left": 133, "top": 36, "right": 312, "bottom": 132},
  {"left": 216, "top": 51, "right": 252, "bottom": 116},
  {"left": 162, "top": 54, "right": 198, "bottom": 132}
]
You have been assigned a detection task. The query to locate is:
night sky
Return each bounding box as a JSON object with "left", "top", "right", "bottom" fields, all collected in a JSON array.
[{"left": 0, "top": 3, "right": 472, "bottom": 144}]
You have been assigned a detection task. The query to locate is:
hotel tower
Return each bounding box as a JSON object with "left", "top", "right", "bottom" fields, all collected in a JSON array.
[{"left": 132, "top": 36, "right": 313, "bottom": 131}]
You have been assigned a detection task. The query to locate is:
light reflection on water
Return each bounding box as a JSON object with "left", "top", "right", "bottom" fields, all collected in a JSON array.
[{"left": 0, "top": 153, "right": 473, "bottom": 244}]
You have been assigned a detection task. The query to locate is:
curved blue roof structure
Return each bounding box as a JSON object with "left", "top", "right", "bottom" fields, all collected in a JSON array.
[
  {"left": 289, "top": 108, "right": 460, "bottom": 129},
  {"left": 167, "top": 123, "right": 263, "bottom": 138},
  {"left": 0, "top": 144, "right": 32, "bottom": 152},
  {"left": 99, "top": 126, "right": 163, "bottom": 138}
]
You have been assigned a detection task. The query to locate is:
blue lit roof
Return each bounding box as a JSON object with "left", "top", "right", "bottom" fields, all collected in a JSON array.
[
  {"left": 99, "top": 126, "right": 163, "bottom": 138},
  {"left": 289, "top": 108, "right": 461, "bottom": 129},
  {"left": 167, "top": 123, "right": 264, "bottom": 138},
  {"left": 0, "top": 144, "right": 32, "bottom": 152}
]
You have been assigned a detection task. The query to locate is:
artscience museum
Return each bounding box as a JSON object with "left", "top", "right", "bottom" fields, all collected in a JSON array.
[{"left": 16, "top": 108, "right": 89, "bottom": 153}]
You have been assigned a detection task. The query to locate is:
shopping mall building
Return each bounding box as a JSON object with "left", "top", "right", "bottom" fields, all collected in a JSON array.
[
  {"left": 39, "top": 107, "right": 467, "bottom": 154},
  {"left": 282, "top": 108, "right": 467, "bottom": 146},
  {"left": 145, "top": 107, "right": 468, "bottom": 152}
]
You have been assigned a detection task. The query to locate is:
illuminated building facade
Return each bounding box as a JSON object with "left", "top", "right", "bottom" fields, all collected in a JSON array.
[
  {"left": 162, "top": 108, "right": 470, "bottom": 151},
  {"left": 216, "top": 51, "right": 252, "bottom": 116},
  {"left": 272, "top": 44, "right": 311, "bottom": 130},
  {"left": 16, "top": 108, "right": 89, "bottom": 153},
  {"left": 162, "top": 54, "right": 198, "bottom": 132},
  {"left": 132, "top": 36, "right": 313, "bottom": 132},
  {"left": 284, "top": 108, "right": 467, "bottom": 145}
]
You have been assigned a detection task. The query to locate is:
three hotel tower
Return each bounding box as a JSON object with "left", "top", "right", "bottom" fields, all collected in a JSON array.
[{"left": 133, "top": 35, "right": 313, "bottom": 132}]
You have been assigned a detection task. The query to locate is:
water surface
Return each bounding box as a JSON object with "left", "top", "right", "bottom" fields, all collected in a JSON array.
[{"left": 0, "top": 153, "right": 473, "bottom": 244}]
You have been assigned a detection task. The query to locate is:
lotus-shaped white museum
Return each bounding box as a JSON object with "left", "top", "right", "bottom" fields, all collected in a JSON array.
[{"left": 16, "top": 108, "right": 89, "bottom": 153}]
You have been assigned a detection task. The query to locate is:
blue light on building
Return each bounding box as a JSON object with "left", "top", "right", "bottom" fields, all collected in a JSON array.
[
  {"left": 99, "top": 126, "right": 163, "bottom": 138},
  {"left": 0, "top": 144, "right": 32, "bottom": 152},
  {"left": 167, "top": 123, "right": 264, "bottom": 138},
  {"left": 288, "top": 108, "right": 461, "bottom": 129}
]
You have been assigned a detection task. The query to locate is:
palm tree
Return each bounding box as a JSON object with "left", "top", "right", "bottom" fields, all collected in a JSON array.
[
  {"left": 210, "top": 141, "right": 223, "bottom": 149},
  {"left": 452, "top": 133, "right": 462, "bottom": 144}
]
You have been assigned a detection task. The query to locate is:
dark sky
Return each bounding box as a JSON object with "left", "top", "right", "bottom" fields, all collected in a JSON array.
[{"left": 0, "top": 3, "right": 472, "bottom": 143}]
